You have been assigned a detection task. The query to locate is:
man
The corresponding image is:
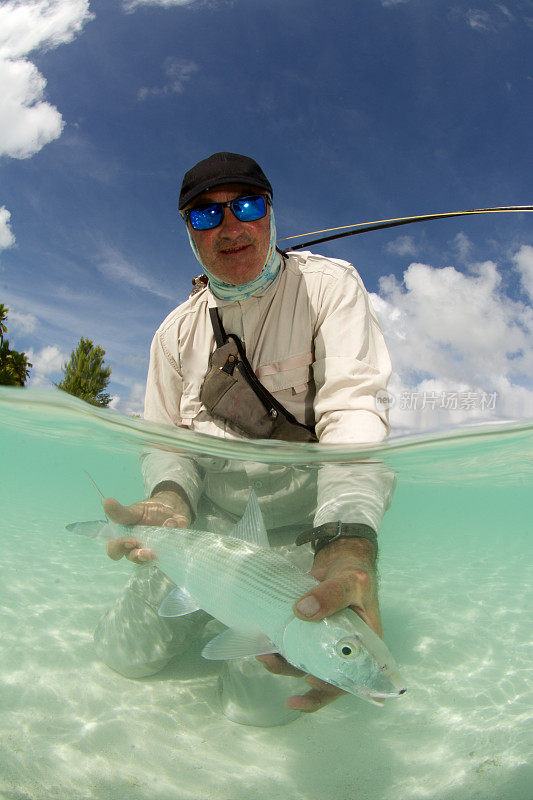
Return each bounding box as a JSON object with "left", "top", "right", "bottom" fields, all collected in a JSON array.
[{"left": 96, "top": 152, "right": 394, "bottom": 725}]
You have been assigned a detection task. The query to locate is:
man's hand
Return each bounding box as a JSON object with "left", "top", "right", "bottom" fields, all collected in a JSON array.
[
  {"left": 257, "top": 537, "right": 381, "bottom": 713},
  {"left": 104, "top": 488, "right": 192, "bottom": 565}
]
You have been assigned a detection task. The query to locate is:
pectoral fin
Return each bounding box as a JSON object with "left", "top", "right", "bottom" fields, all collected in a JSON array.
[
  {"left": 201, "top": 628, "right": 277, "bottom": 660},
  {"left": 158, "top": 587, "right": 201, "bottom": 618}
]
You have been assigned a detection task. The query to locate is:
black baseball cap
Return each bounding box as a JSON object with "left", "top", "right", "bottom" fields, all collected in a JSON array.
[{"left": 178, "top": 152, "right": 273, "bottom": 211}]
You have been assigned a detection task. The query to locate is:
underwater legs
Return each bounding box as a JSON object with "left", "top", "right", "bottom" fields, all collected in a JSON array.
[{"left": 93, "top": 564, "right": 209, "bottom": 678}]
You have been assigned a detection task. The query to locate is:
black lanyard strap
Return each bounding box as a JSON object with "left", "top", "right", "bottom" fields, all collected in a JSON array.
[{"left": 209, "top": 307, "right": 227, "bottom": 347}]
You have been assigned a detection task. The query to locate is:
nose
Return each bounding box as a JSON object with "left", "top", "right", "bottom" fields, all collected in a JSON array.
[{"left": 218, "top": 205, "right": 247, "bottom": 237}]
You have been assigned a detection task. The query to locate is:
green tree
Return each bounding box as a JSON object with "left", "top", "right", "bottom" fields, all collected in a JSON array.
[
  {"left": 0, "top": 304, "right": 32, "bottom": 386},
  {"left": 0, "top": 303, "right": 8, "bottom": 343},
  {"left": 56, "top": 337, "right": 112, "bottom": 407}
]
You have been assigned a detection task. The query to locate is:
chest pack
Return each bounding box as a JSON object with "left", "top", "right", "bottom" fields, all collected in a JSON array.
[{"left": 199, "top": 308, "right": 317, "bottom": 443}]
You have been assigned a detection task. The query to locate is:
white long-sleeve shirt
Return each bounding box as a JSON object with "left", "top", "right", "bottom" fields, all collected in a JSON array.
[{"left": 142, "top": 251, "right": 395, "bottom": 532}]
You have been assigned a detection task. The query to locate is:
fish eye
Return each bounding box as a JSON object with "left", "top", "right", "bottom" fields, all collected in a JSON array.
[{"left": 335, "top": 636, "right": 363, "bottom": 660}]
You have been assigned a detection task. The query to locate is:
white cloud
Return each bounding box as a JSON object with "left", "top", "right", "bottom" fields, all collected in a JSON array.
[
  {"left": 124, "top": 0, "right": 199, "bottom": 10},
  {"left": 26, "top": 344, "right": 66, "bottom": 387},
  {"left": 138, "top": 57, "right": 198, "bottom": 101},
  {"left": 453, "top": 232, "right": 472, "bottom": 261},
  {"left": 385, "top": 235, "right": 418, "bottom": 258},
  {"left": 96, "top": 245, "right": 175, "bottom": 300},
  {"left": 0, "top": 57, "right": 64, "bottom": 158},
  {"left": 463, "top": 4, "right": 527, "bottom": 33},
  {"left": 27, "top": 344, "right": 65, "bottom": 373},
  {"left": 513, "top": 245, "right": 533, "bottom": 303},
  {"left": 112, "top": 381, "right": 145, "bottom": 416},
  {"left": 7, "top": 309, "right": 38, "bottom": 334},
  {"left": 0, "top": 0, "right": 93, "bottom": 159},
  {"left": 467, "top": 10, "right": 493, "bottom": 32},
  {"left": 0, "top": 206, "right": 16, "bottom": 250},
  {"left": 371, "top": 248, "right": 533, "bottom": 433},
  {"left": 0, "top": 0, "right": 91, "bottom": 59},
  {"left": 496, "top": 4, "right": 514, "bottom": 23}
]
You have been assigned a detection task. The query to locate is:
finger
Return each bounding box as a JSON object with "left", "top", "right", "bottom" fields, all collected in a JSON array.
[
  {"left": 294, "top": 581, "right": 383, "bottom": 637},
  {"left": 293, "top": 581, "right": 349, "bottom": 621},
  {"left": 106, "top": 536, "right": 142, "bottom": 561},
  {"left": 286, "top": 680, "right": 345, "bottom": 713},
  {"left": 255, "top": 654, "right": 306, "bottom": 678},
  {"left": 103, "top": 497, "right": 143, "bottom": 526},
  {"left": 104, "top": 498, "right": 191, "bottom": 529},
  {"left": 293, "top": 574, "right": 366, "bottom": 621},
  {"left": 126, "top": 547, "right": 157, "bottom": 565},
  {"left": 163, "top": 515, "right": 190, "bottom": 529}
]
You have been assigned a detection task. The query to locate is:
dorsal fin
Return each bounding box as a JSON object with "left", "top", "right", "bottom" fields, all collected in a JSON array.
[{"left": 230, "top": 491, "right": 269, "bottom": 548}]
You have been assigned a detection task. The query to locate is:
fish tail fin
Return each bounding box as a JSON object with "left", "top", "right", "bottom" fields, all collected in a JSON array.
[{"left": 65, "top": 520, "right": 116, "bottom": 540}]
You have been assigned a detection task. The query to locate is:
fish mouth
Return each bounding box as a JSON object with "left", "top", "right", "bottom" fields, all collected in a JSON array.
[{"left": 335, "top": 671, "right": 407, "bottom": 701}]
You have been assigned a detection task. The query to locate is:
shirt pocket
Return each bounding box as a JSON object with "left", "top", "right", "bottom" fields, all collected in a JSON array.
[{"left": 256, "top": 352, "right": 314, "bottom": 395}]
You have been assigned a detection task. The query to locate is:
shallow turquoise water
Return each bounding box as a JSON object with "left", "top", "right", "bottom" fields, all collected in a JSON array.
[{"left": 1, "top": 387, "right": 532, "bottom": 800}]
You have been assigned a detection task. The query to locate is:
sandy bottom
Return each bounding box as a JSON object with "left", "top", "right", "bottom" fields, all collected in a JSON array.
[{"left": 1, "top": 485, "right": 531, "bottom": 800}]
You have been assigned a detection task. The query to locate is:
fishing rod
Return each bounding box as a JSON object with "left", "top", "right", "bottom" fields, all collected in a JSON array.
[{"left": 278, "top": 205, "right": 533, "bottom": 251}]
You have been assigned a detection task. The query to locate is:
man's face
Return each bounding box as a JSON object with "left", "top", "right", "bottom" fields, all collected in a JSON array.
[{"left": 186, "top": 183, "right": 271, "bottom": 285}]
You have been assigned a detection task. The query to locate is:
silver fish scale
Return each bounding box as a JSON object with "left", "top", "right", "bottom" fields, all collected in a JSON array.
[{"left": 138, "top": 526, "right": 317, "bottom": 637}]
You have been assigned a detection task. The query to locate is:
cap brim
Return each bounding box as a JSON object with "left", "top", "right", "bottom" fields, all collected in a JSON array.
[{"left": 179, "top": 177, "right": 272, "bottom": 210}]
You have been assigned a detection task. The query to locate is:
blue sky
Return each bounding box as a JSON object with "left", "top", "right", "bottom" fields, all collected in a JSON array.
[{"left": 1, "top": 0, "right": 532, "bottom": 430}]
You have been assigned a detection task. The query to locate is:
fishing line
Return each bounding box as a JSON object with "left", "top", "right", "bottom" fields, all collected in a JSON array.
[
  {"left": 84, "top": 470, "right": 105, "bottom": 500},
  {"left": 278, "top": 205, "right": 533, "bottom": 250}
]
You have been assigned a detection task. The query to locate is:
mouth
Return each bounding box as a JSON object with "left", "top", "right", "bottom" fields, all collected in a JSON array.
[{"left": 218, "top": 244, "right": 251, "bottom": 256}]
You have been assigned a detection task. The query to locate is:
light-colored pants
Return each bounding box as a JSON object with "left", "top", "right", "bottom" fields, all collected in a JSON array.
[
  {"left": 94, "top": 520, "right": 312, "bottom": 727},
  {"left": 94, "top": 564, "right": 210, "bottom": 679}
]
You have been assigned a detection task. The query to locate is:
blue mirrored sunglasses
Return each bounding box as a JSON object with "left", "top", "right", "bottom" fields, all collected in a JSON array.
[{"left": 182, "top": 194, "right": 270, "bottom": 231}]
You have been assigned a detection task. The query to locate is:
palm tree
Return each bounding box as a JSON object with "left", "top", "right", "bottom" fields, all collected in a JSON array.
[
  {"left": 0, "top": 304, "right": 33, "bottom": 386},
  {"left": 0, "top": 304, "right": 8, "bottom": 344},
  {"left": 0, "top": 340, "right": 32, "bottom": 385},
  {"left": 8, "top": 348, "right": 32, "bottom": 385}
]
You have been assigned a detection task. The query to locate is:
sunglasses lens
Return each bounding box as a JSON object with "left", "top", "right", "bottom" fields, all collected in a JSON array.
[
  {"left": 187, "top": 195, "right": 267, "bottom": 230},
  {"left": 189, "top": 204, "right": 223, "bottom": 230},
  {"left": 232, "top": 196, "right": 267, "bottom": 222}
]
